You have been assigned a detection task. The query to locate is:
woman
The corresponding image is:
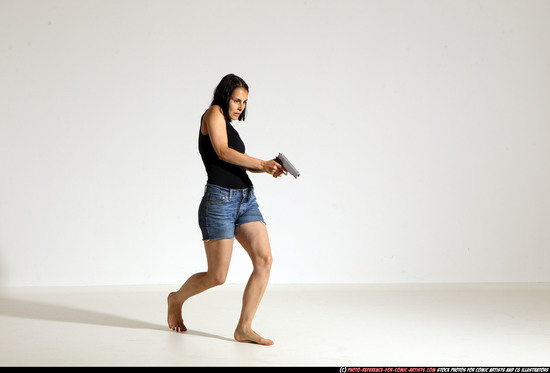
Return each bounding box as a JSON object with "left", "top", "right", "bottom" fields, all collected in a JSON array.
[{"left": 167, "top": 74, "right": 285, "bottom": 346}]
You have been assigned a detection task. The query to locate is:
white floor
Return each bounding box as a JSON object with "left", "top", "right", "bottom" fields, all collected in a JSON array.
[{"left": 0, "top": 283, "right": 549, "bottom": 367}]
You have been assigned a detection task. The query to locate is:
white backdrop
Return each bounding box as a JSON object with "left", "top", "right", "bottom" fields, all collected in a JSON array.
[{"left": 1, "top": 0, "right": 549, "bottom": 286}]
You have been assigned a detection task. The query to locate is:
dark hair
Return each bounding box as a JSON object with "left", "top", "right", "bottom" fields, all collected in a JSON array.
[{"left": 211, "top": 74, "right": 249, "bottom": 123}]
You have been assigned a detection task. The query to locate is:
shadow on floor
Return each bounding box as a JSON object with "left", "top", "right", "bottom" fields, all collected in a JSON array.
[{"left": 0, "top": 297, "right": 234, "bottom": 343}]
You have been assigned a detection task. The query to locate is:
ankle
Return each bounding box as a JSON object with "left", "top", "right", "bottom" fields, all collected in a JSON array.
[{"left": 168, "top": 291, "right": 184, "bottom": 305}]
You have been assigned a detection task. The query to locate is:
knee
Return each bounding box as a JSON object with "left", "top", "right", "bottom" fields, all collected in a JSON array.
[
  {"left": 255, "top": 253, "right": 273, "bottom": 273},
  {"left": 207, "top": 271, "right": 227, "bottom": 287},
  {"left": 266, "top": 254, "right": 273, "bottom": 270}
]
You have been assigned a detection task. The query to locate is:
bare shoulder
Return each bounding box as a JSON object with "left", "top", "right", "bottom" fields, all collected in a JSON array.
[
  {"left": 202, "top": 105, "right": 225, "bottom": 135},
  {"left": 204, "top": 105, "right": 224, "bottom": 121}
]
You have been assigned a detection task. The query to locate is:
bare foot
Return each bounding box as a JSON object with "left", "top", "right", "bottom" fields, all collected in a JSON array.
[
  {"left": 167, "top": 292, "right": 187, "bottom": 332},
  {"left": 234, "top": 327, "right": 274, "bottom": 346}
]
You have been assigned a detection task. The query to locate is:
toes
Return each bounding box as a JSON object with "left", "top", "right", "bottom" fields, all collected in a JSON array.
[
  {"left": 169, "top": 323, "right": 187, "bottom": 332},
  {"left": 262, "top": 338, "right": 274, "bottom": 346}
]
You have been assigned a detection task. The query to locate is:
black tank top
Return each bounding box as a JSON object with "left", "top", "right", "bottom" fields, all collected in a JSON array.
[{"left": 198, "top": 114, "right": 253, "bottom": 189}]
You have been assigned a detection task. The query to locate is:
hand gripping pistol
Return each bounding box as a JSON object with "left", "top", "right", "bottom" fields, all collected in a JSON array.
[{"left": 275, "top": 153, "right": 300, "bottom": 179}]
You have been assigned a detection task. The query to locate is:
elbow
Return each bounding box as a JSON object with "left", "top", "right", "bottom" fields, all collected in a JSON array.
[{"left": 215, "top": 147, "right": 230, "bottom": 162}]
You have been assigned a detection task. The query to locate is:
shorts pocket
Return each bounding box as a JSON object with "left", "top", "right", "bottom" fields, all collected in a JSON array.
[{"left": 207, "top": 191, "right": 229, "bottom": 206}]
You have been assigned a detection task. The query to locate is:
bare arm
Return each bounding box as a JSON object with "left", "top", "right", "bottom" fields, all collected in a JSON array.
[{"left": 203, "top": 106, "right": 284, "bottom": 177}]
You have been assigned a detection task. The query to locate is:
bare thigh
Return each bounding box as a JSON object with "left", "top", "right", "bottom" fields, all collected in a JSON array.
[
  {"left": 235, "top": 222, "right": 273, "bottom": 267},
  {"left": 204, "top": 238, "right": 234, "bottom": 284}
]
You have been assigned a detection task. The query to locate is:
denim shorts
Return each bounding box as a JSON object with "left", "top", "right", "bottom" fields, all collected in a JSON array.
[{"left": 198, "top": 184, "right": 265, "bottom": 241}]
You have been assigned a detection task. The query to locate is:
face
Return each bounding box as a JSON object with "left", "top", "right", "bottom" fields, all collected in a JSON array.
[{"left": 228, "top": 87, "right": 248, "bottom": 120}]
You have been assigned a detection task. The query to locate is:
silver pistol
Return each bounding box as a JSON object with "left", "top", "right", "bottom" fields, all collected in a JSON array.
[{"left": 275, "top": 153, "right": 300, "bottom": 179}]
